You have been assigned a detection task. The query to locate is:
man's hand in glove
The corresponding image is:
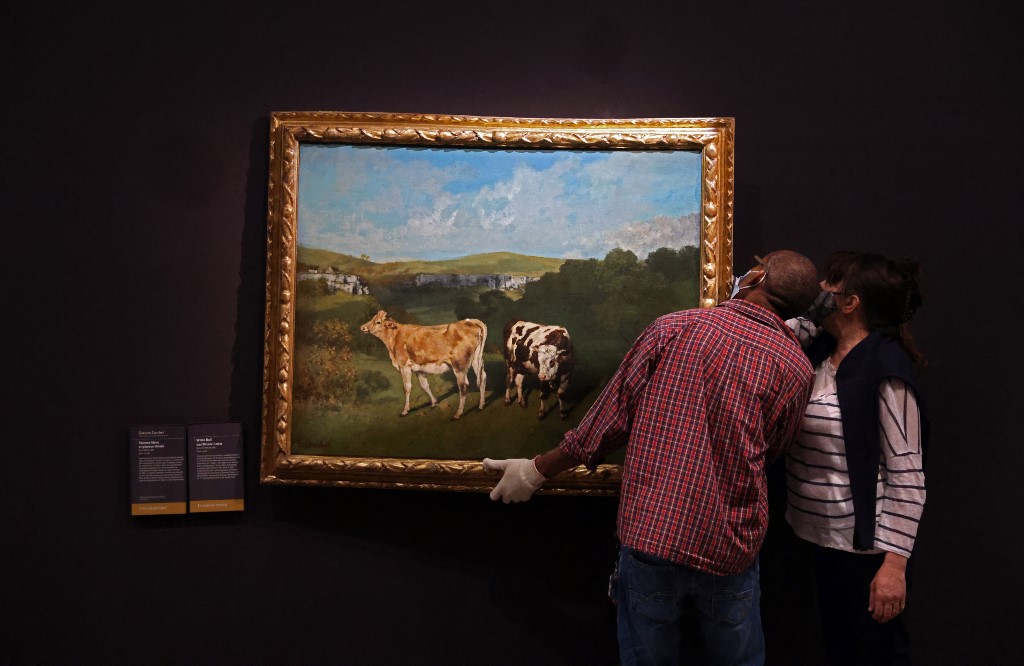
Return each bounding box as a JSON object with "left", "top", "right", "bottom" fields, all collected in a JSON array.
[{"left": 482, "top": 457, "right": 546, "bottom": 503}]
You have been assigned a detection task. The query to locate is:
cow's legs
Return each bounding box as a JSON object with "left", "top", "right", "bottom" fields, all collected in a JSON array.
[
  {"left": 537, "top": 381, "right": 552, "bottom": 419},
  {"left": 475, "top": 364, "right": 487, "bottom": 411},
  {"left": 504, "top": 366, "right": 515, "bottom": 406},
  {"left": 452, "top": 370, "right": 469, "bottom": 419},
  {"left": 470, "top": 342, "right": 487, "bottom": 411},
  {"left": 400, "top": 367, "right": 414, "bottom": 416},
  {"left": 514, "top": 373, "right": 527, "bottom": 408},
  {"left": 556, "top": 377, "right": 570, "bottom": 419},
  {"left": 416, "top": 372, "right": 438, "bottom": 409}
]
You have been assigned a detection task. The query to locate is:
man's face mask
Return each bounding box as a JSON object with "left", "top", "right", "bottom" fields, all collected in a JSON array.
[{"left": 730, "top": 267, "right": 767, "bottom": 299}]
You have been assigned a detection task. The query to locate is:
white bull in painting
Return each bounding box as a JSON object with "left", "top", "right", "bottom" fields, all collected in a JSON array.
[
  {"left": 360, "top": 310, "right": 487, "bottom": 420},
  {"left": 502, "top": 319, "right": 574, "bottom": 419}
]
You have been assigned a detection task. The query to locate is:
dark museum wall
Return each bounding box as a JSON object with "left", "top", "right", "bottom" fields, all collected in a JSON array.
[{"left": 4, "top": 1, "right": 1018, "bottom": 663}]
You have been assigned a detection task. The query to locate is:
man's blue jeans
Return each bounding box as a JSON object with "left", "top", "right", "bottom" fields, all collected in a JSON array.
[{"left": 615, "top": 546, "right": 765, "bottom": 665}]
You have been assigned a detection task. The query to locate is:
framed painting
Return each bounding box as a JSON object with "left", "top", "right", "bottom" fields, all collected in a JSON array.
[{"left": 260, "top": 112, "right": 734, "bottom": 495}]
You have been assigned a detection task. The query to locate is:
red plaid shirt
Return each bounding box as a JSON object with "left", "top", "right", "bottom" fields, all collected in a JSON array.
[{"left": 560, "top": 299, "right": 813, "bottom": 575}]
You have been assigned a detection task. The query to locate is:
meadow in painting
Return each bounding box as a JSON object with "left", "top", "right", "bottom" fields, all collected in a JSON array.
[{"left": 292, "top": 144, "right": 702, "bottom": 461}]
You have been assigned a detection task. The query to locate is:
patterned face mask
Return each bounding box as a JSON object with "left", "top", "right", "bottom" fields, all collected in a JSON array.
[{"left": 803, "top": 289, "right": 839, "bottom": 326}]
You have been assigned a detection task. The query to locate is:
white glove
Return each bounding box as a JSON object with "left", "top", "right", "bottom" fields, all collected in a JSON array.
[{"left": 483, "top": 457, "right": 546, "bottom": 503}]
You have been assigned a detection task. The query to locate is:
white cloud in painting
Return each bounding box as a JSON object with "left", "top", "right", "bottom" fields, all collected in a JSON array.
[
  {"left": 297, "top": 145, "right": 701, "bottom": 262},
  {"left": 590, "top": 213, "right": 701, "bottom": 259}
]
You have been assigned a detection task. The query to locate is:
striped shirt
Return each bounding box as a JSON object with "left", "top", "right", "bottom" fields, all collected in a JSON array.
[
  {"left": 784, "top": 320, "right": 926, "bottom": 556},
  {"left": 560, "top": 300, "right": 814, "bottom": 575}
]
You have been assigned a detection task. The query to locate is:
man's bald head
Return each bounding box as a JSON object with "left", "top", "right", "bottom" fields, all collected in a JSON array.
[{"left": 756, "top": 250, "right": 819, "bottom": 320}]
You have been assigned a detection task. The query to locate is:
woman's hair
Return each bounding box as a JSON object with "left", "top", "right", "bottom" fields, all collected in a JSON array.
[{"left": 824, "top": 251, "right": 927, "bottom": 366}]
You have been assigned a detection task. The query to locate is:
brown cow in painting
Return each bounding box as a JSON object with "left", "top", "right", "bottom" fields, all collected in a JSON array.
[
  {"left": 503, "top": 319, "right": 574, "bottom": 419},
  {"left": 360, "top": 310, "right": 487, "bottom": 420}
]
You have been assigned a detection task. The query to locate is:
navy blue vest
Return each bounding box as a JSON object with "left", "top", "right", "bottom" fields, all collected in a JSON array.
[{"left": 806, "top": 331, "right": 930, "bottom": 551}]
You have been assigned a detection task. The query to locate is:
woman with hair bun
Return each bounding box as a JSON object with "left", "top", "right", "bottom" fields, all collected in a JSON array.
[{"left": 786, "top": 251, "right": 929, "bottom": 665}]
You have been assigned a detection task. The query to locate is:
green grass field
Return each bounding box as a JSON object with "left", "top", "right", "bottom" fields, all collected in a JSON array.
[
  {"left": 288, "top": 247, "right": 695, "bottom": 464},
  {"left": 292, "top": 284, "right": 629, "bottom": 462},
  {"left": 292, "top": 349, "right": 627, "bottom": 463}
]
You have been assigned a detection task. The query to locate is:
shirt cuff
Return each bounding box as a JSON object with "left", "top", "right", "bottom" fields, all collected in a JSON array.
[{"left": 559, "top": 429, "right": 604, "bottom": 471}]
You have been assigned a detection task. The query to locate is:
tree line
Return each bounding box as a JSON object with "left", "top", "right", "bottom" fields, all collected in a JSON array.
[{"left": 455, "top": 246, "right": 700, "bottom": 355}]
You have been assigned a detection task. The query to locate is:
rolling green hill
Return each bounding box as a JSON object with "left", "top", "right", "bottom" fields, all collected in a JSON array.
[
  {"left": 297, "top": 247, "right": 564, "bottom": 282},
  {"left": 298, "top": 247, "right": 375, "bottom": 273}
]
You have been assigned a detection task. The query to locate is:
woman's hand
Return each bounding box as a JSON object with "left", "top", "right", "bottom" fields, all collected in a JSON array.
[{"left": 868, "top": 552, "right": 908, "bottom": 623}]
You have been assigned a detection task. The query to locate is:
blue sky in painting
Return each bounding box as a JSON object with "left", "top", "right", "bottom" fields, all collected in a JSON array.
[{"left": 297, "top": 144, "right": 701, "bottom": 262}]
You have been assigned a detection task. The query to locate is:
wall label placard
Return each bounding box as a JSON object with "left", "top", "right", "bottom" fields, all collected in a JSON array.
[
  {"left": 129, "top": 425, "right": 187, "bottom": 516},
  {"left": 188, "top": 422, "right": 244, "bottom": 512}
]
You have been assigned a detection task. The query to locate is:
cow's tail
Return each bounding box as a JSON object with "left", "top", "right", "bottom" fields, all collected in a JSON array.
[{"left": 470, "top": 319, "right": 487, "bottom": 407}]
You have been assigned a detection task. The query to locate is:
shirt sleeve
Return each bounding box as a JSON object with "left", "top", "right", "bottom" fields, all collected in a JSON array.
[
  {"left": 765, "top": 374, "right": 814, "bottom": 465},
  {"left": 874, "top": 378, "right": 926, "bottom": 556},
  {"left": 784, "top": 317, "right": 820, "bottom": 350},
  {"left": 558, "top": 319, "right": 668, "bottom": 469}
]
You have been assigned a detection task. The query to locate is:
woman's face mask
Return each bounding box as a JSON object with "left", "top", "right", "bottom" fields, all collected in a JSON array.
[{"left": 803, "top": 289, "right": 839, "bottom": 326}]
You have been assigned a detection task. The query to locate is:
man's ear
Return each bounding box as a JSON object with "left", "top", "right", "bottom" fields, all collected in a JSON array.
[
  {"left": 745, "top": 268, "right": 767, "bottom": 288},
  {"left": 840, "top": 293, "right": 861, "bottom": 313}
]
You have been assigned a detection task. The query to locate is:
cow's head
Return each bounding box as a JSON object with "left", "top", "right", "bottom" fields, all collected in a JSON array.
[
  {"left": 359, "top": 310, "right": 397, "bottom": 336},
  {"left": 536, "top": 344, "right": 571, "bottom": 382}
]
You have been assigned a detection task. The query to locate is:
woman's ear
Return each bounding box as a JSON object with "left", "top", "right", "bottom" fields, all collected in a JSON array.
[{"left": 840, "top": 293, "right": 861, "bottom": 314}]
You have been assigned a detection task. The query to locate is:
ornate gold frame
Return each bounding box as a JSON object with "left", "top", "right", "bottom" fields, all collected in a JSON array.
[{"left": 260, "top": 112, "right": 734, "bottom": 495}]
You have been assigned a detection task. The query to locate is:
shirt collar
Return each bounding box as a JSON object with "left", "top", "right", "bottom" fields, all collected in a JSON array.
[{"left": 717, "top": 298, "right": 792, "bottom": 335}]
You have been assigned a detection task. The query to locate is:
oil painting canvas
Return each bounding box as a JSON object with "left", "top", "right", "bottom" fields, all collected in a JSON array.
[{"left": 293, "top": 144, "right": 701, "bottom": 461}]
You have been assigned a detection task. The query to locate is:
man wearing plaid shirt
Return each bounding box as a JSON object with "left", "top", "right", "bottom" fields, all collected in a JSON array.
[{"left": 485, "top": 250, "right": 820, "bottom": 665}]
